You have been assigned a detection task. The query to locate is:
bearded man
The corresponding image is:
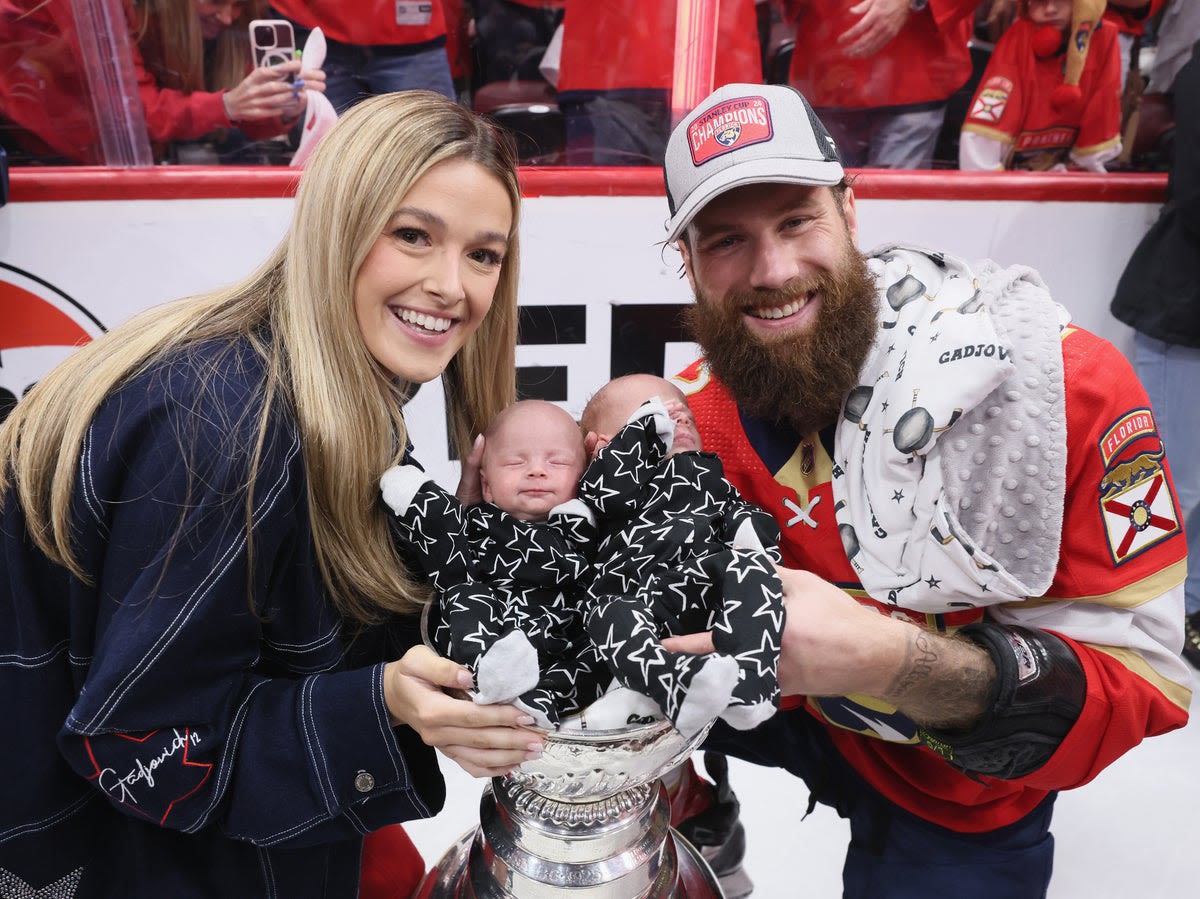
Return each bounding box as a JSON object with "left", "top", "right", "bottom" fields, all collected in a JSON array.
[{"left": 662, "top": 83, "right": 1190, "bottom": 898}]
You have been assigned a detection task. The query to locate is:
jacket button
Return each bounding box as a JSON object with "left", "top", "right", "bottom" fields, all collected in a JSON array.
[{"left": 354, "top": 770, "right": 376, "bottom": 793}]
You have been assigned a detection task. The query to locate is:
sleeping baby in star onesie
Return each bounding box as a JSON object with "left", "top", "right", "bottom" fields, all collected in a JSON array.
[
  {"left": 379, "top": 399, "right": 609, "bottom": 728},
  {"left": 577, "top": 374, "right": 786, "bottom": 738}
]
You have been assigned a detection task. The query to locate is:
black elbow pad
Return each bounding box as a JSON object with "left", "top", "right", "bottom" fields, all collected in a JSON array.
[{"left": 916, "top": 623, "right": 1086, "bottom": 779}]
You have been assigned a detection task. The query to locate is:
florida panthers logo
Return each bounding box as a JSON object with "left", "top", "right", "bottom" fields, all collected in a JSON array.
[
  {"left": 969, "top": 88, "right": 1008, "bottom": 124},
  {"left": 715, "top": 123, "right": 742, "bottom": 146},
  {"left": 1074, "top": 21, "right": 1095, "bottom": 53}
]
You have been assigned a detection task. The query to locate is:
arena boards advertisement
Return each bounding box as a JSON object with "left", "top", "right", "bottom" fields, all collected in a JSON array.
[{"left": 1, "top": 171, "right": 1162, "bottom": 486}]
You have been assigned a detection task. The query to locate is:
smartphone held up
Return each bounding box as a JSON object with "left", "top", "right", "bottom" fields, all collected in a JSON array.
[{"left": 249, "top": 18, "right": 296, "bottom": 78}]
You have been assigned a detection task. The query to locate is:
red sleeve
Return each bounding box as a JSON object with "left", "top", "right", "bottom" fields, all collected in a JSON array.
[
  {"left": 999, "top": 327, "right": 1190, "bottom": 792},
  {"left": 1074, "top": 26, "right": 1122, "bottom": 154},
  {"left": 359, "top": 825, "right": 426, "bottom": 899},
  {"left": 133, "top": 44, "right": 293, "bottom": 145},
  {"left": 929, "top": 0, "right": 984, "bottom": 28},
  {"left": 136, "top": 71, "right": 229, "bottom": 144},
  {"left": 961, "top": 23, "right": 1030, "bottom": 144}
]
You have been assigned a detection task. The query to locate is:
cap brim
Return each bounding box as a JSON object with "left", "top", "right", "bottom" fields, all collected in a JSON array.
[{"left": 664, "top": 156, "right": 844, "bottom": 243}]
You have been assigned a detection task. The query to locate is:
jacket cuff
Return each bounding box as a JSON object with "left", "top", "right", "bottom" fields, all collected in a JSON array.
[{"left": 301, "top": 663, "right": 443, "bottom": 819}]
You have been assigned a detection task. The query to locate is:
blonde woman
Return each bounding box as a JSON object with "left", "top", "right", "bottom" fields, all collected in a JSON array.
[{"left": 0, "top": 92, "right": 542, "bottom": 896}]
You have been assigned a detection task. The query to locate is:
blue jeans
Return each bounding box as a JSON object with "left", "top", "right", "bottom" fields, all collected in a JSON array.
[
  {"left": 1133, "top": 331, "right": 1200, "bottom": 615},
  {"left": 706, "top": 714, "right": 1057, "bottom": 898},
  {"left": 814, "top": 104, "right": 947, "bottom": 169},
  {"left": 295, "top": 33, "right": 456, "bottom": 114}
]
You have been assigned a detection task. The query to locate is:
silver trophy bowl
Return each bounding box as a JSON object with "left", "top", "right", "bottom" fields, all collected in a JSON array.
[
  {"left": 508, "top": 715, "right": 711, "bottom": 802},
  {"left": 416, "top": 717, "right": 725, "bottom": 898}
]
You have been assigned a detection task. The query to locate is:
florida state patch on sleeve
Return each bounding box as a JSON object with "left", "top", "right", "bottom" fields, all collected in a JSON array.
[{"left": 1098, "top": 408, "right": 1181, "bottom": 564}]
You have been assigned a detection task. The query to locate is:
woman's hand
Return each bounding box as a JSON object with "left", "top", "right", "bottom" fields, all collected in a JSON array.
[
  {"left": 383, "top": 645, "right": 545, "bottom": 778},
  {"left": 455, "top": 435, "right": 486, "bottom": 505},
  {"left": 223, "top": 60, "right": 326, "bottom": 124},
  {"left": 296, "top": 63, "right": 327, "bottom": 95}
]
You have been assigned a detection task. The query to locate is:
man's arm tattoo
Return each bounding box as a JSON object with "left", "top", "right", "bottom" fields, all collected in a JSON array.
[{"left": 883, "top": 629, "right": 996, "bottom": 731}]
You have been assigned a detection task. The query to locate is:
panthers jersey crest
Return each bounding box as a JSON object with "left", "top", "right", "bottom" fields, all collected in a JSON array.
[{"left": 1098, "top": 408, "right": 1180, "bottom": 564}]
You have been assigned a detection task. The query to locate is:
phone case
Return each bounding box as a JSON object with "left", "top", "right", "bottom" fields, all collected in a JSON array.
[{"left": 249, "top": 19, "right": 296, "bottom": 69}]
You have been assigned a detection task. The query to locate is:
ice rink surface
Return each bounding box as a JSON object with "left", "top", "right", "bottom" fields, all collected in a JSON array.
[{"left": 405, "top": 666, "right": 1198, "bottom": 897}]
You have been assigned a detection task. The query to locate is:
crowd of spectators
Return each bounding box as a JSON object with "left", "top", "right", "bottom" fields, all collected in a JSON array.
[{"left": 0, "top": 0, "right": 1188, "bottom": 171}]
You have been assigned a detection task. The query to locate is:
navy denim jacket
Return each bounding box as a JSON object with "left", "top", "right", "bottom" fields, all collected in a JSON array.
[{"left": 0, "top": 339, "right": 444, "bottom": 897}]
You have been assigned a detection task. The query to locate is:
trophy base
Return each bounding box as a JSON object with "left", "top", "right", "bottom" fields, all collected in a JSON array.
[
  {"left": 414, "top": 719, "right": 725, "bottom": 897},
  {"left": 414, "top": 827, "right": 724, "bottom": 898},
  {"left": 414, "top": 777, "right": 725, "bottom": 898}
]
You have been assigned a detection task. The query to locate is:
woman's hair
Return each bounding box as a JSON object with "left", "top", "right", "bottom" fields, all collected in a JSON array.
[
  {"left": 134, "top": 0, "right": 265, "bottom": 94},
  {"left": 0, "top": 91, "right": 521, "bottom": 622}
]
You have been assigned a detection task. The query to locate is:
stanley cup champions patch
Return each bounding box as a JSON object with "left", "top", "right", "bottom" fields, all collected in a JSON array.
[{"left": 688, "top": 96, "right": 774, "bottom": 165}]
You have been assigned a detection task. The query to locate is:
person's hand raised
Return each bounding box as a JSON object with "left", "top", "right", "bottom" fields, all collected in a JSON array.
[{"left": 223, "top": 59, "right": 326, "bottom": 124}]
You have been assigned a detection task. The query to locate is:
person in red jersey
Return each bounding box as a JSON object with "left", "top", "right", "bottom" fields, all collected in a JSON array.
[
  {"left": 554, "top": 0, "right": 761, "bottom": 165},
  {"left": 960, "top": 0, "right": 1123, "bottom": 171},
  {"left": 270, "top": 0, "right": 455, "bottom": 112},
  {"left": 1104, "top": 0, "right": 1166, "bottom": 79},
  {"left": 775, "top": 0, "right": 980, "bottom": 168},
  {"left": 659, "top": 81, "right": 1190, "bottom": 897}
]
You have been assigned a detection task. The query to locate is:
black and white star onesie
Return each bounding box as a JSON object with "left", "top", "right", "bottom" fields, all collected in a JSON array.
[
  {"left": 578, "top": 399, "right": 786, "bottom": 737},
  {"left": 380, "top": 465, "right": 609, "bottom": 726}
]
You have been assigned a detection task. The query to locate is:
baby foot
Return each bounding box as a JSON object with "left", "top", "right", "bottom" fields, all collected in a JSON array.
[
  {"left": 674, "top": 655, "right": 739, "bottom": 739},
  {"left": 379, "top": 463, "right": 432, "bottom": 516},
  {"left": 474, "top": 630, "right": 540, "bottom": 705}
]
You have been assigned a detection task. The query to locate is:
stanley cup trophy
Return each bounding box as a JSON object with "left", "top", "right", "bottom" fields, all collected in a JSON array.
[{"left": 415, "top": 716, "right": 725, "bottom": 898}]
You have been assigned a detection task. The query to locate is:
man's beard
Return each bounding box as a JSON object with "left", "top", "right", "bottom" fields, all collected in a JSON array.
[{"left": 684, "top": 243, "right": 879, "bottom": 435}]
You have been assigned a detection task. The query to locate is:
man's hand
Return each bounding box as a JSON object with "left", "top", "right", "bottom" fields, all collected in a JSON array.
[
  {"left": 663, "top": 565, "right": 996, "bottom": 731},
  {"left": 839, "top": 0, "right": 913, "bottom": 58}
]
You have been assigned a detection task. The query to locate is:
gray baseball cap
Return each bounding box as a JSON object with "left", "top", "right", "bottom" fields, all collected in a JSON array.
[{"left": 663, "top": 83, "right": 844, "bottom": 242}]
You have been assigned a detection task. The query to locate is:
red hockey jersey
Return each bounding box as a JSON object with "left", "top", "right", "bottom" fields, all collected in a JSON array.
[
  {"left": 962, "top": 18, "right": 1122, "bottom": 171},
  {"left": 779, "top": 0, "right": 978, "bottom": 109},
  {"left": 555, "top": 0, "right": 760, "bottom": 94},
  {"left": 270, "top": 0, "right": 447, "bottom": 48},
  {"left": 675, "top": 322, "right": 1190, "bottom": 831}
]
